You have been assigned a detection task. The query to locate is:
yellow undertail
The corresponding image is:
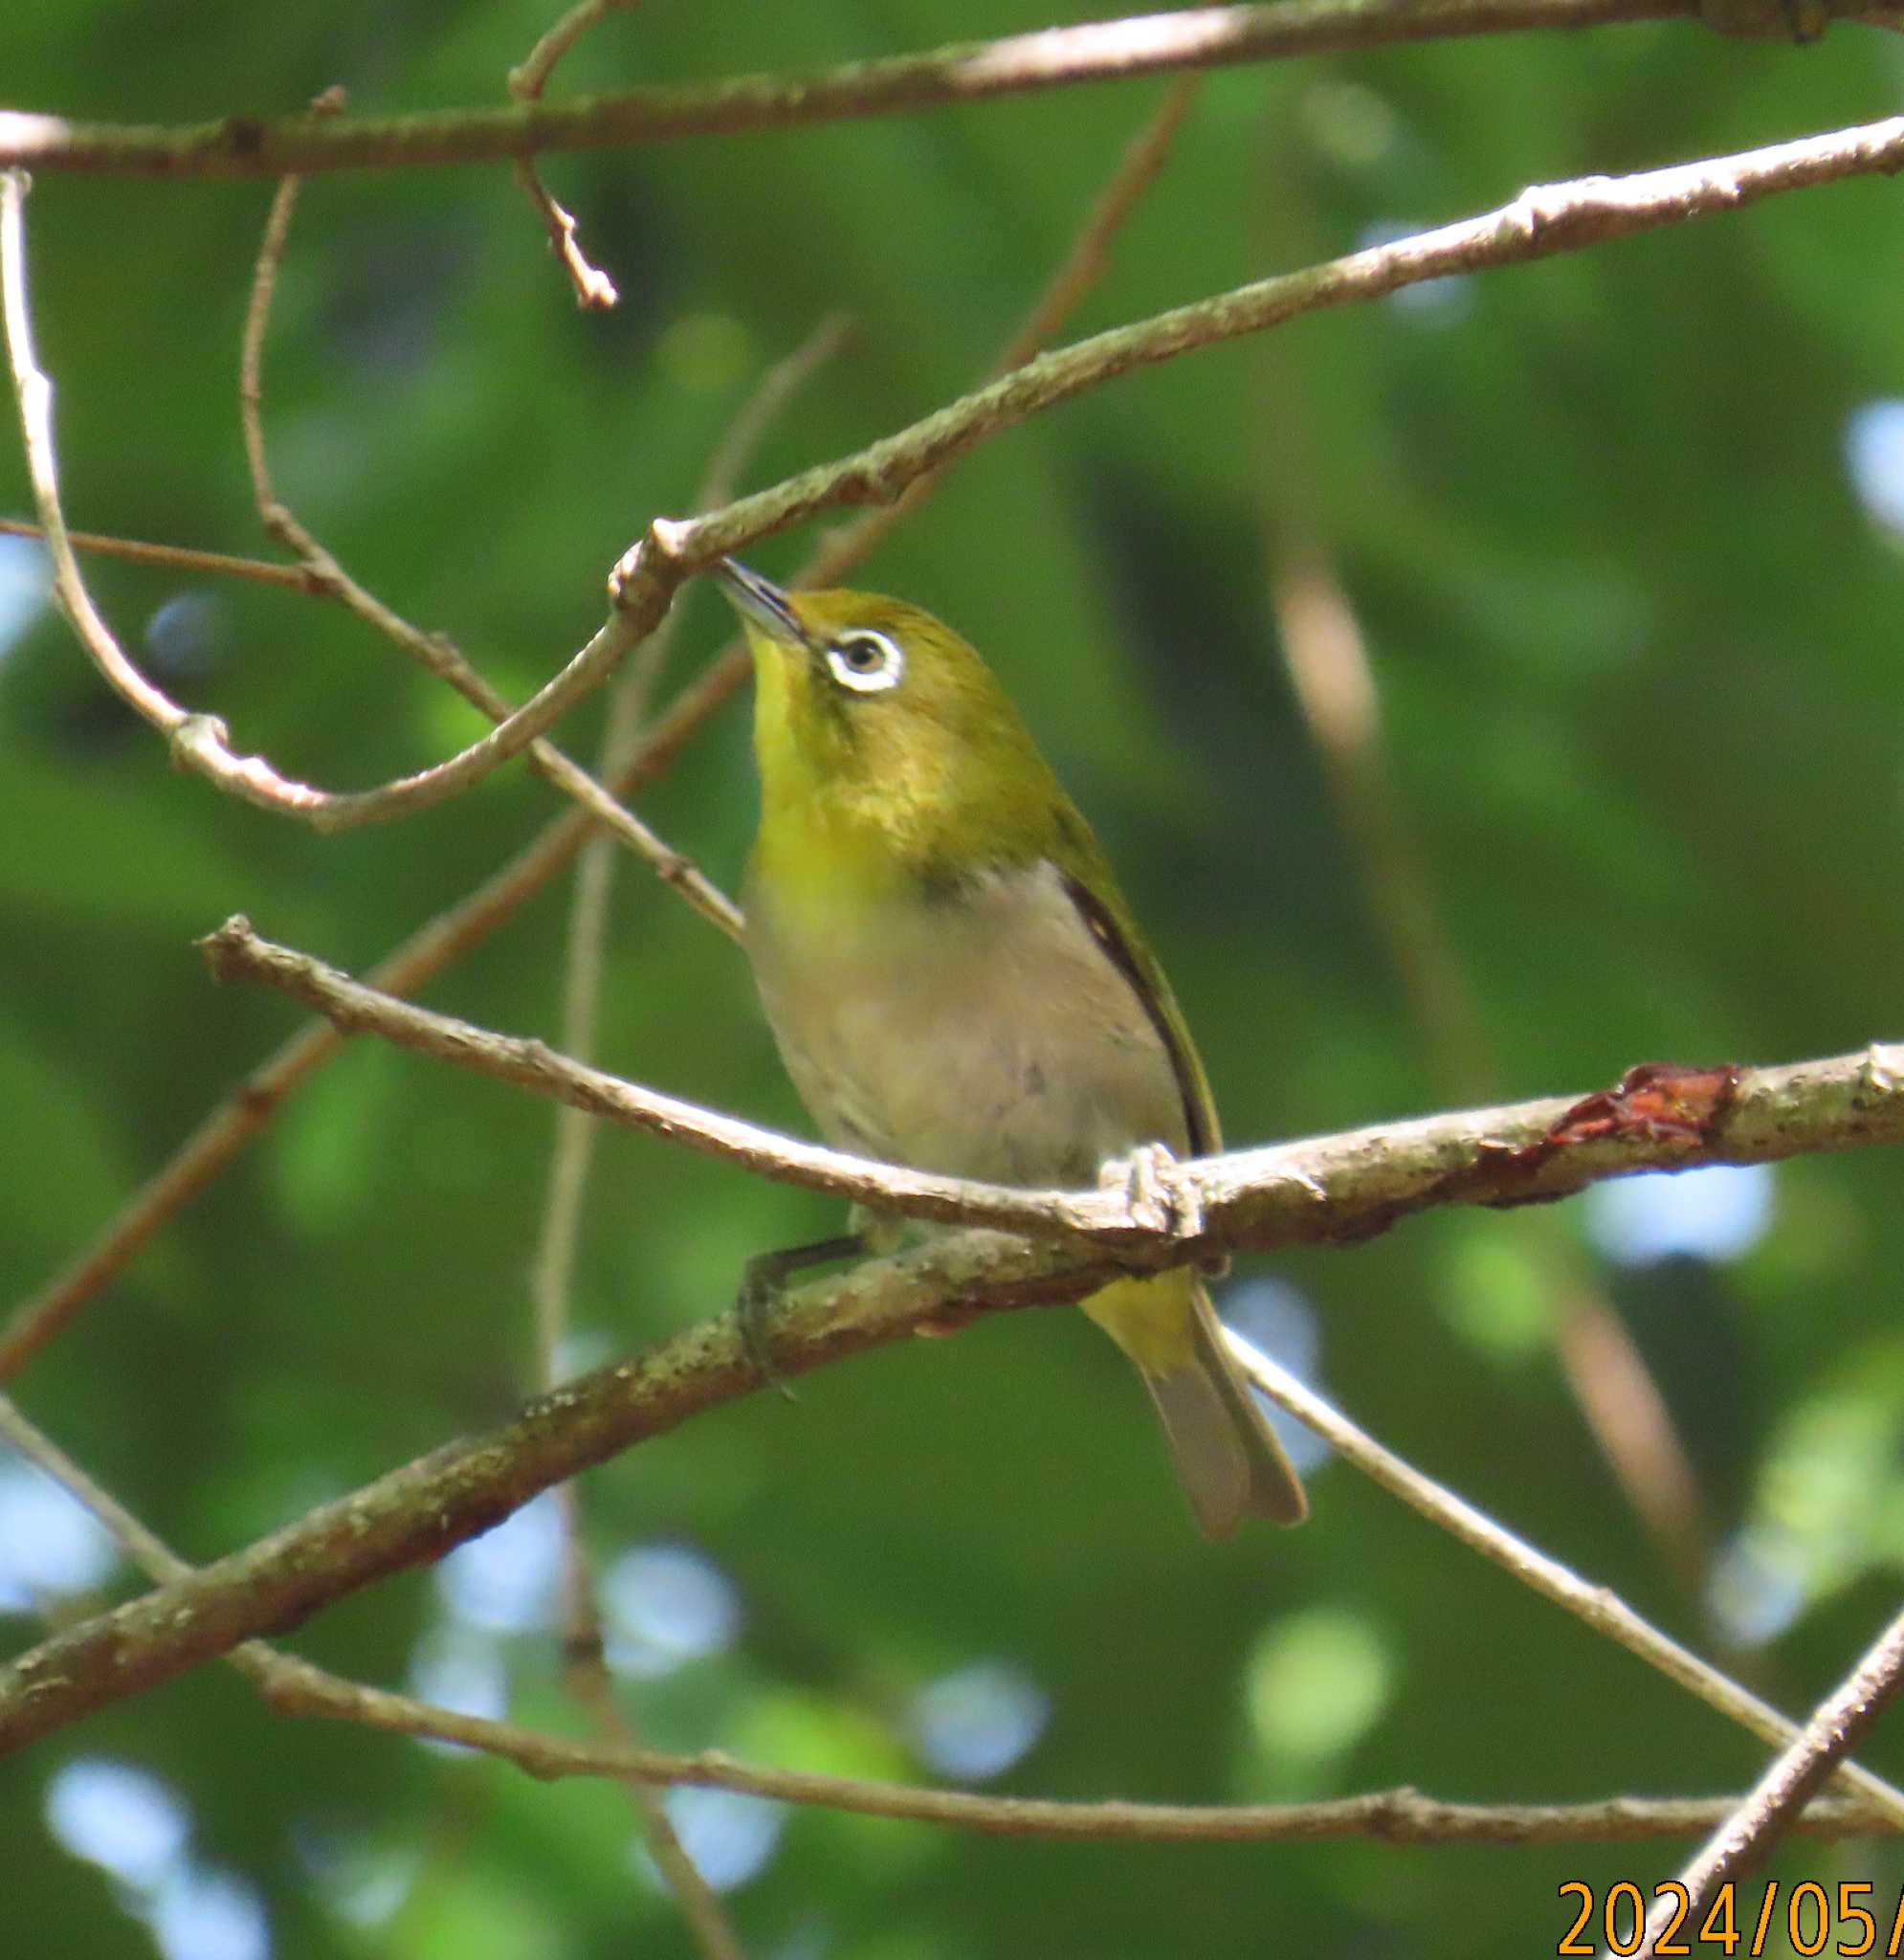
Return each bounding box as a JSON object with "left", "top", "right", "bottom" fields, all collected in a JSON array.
[{"left": 1082, "top": 1270, "right": 1308, "bottom": 1540}]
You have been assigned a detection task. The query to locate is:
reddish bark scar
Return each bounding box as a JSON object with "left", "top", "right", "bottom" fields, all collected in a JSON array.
[{"left": 1541, "top": 1060, "right": 1742, "bottom": 1150}]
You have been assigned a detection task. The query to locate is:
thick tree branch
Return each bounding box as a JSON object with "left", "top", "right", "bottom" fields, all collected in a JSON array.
[
  {"left": 7, "top": 1199, "right": 1903, "bottom": 1801},
  {"left": 201, "top": 916, "right": 1904, "bottom": 1259},
  {"left": 8, "top": 1382, "right": 1900, "bottom": 1852},
  {"left": 10, "top": 1357, "right": 1899, "bottom": 1854},
  {"left": 6, "top": 1381, "right": 1898, "bottom": 1854},
  {"left": 27, "top": 1341, "right": 1884, "bottom": 1862},
  {"left": 0, "top": 1223, "right": 1112, "bottom": 1755},
  {"left": 0, "top": 0, "right": 1894, "bottom": 178}
]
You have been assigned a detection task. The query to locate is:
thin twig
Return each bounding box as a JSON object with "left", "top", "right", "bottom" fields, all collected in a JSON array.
[
  {"left": 1552, "top": 1278, "right": 1712, "bottom": 1588},
  {"left": 512, "top": 0, "right": 642, "bottom": 97},
  {"left": 514, "top": 176, "right": 620, "bottom": 308},
  {"left": 1224, "top": 1334, "right": 1904, "bottom": 1827},
  {"left": 697, "top": 315, "right": 857, "bottom": 516},
  {"left": 1635, "top": 1601, "right": 1904, "bottom": 1957},
  {"left": 1263, "top": 549, "right": 1494, "bottom": 1095},
  {"left": 233, "top": 168, "right": 739, "bottom": 931},
  {"left": 0, "top": 516, "right": 323, "bottom": 590},
  {"left": 997, "top": 75, "right": 1202, "bottom": 372},
  {"left": 528, "top": 793, "right": 739, "bottom": 1958},
  {"left": 808, "top": 75, "right": 1201, "bottom": 584},
  {"left": 266, "top": 1700, "right": 1904, "bottom": 1843},
  {"left": 507, "top": 0, "right": 641, "bottom": 308},
  {"left": 0, "top": 1393, "right": 203, "bottom": 1587},
  {"left": 3, "top": 0, "right": 1898, "bottom": 178},
  {"left": 560, "top": 1631, "right": 744, "bottom": 1960},
  {"left": 200, "top": 916, "right": 1121, "bottom": 1241},
  {"left": 649, "top": 112, "right": 1904, "bottom": 577},
  {"left": 2, "top": 173, "right": 218, "bottom": 741},
  {"left": 3, "top": 168, "right": 687, "bottom": 829}
]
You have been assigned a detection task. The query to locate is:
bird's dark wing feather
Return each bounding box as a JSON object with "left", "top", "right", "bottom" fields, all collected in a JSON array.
[{"left": 1057, "top": 869, "right": 1219, "bottom": 1158}]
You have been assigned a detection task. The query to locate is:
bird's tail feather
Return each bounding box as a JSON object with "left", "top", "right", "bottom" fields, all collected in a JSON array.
[{"left": 1140, "top": 1282, "right": 1308, "bottom": 1540}]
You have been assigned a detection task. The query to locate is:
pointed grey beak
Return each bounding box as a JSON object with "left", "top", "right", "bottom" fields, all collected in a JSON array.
[{"left": 713, "top": 558, "right": 808, "bottom": 645}]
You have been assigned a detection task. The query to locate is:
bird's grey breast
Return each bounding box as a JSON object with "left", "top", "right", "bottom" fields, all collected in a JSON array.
[{"left": 743, "top": 858, "right": 1188, "bottom": 1185}]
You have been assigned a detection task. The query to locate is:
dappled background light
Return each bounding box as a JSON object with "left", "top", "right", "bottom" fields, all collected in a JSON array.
[
  {"left": 146, "top": 1865, "right": 271, "bottom": 1960},
  {"left": 644, "top": 1789, "right": 785, "bottom": 1895},
  {"left": 601, "top": 1541, "right": 742, "bottom": 1678},
  {"left": 1244, "top": 1607, "right": 1395, "bottom": 1792},
  {"left": 46, "top": 1757, "right": 191, "bottom": 1889},
  {"left": 0, "top": 1451, "right": 118, "bottom": 1610},
  {"left": 1296, "top": 80, "right": 1397, "bottom": 168},
  {"left": 406, "top": 1626, "right": 510, "bottom": 1730},
  {"left": 1845, "top": 398, "right": 1904, "bottom": 536},
  {"left": 1358, "top": 220, "right": 1475, "bottom": 327},
  {"left": 1706, "top": 1524, "right": 1810, "bottom": 1647},
  {"left": 1221, "top": 1277, "right": 1331, "bottom": 1476},
  {"left": 434, "top": 1488, "right": 565, "bottom": 1634},
  {"left": 45, "top": 1756, "right": 271, "bottom": 1959},
  {"left": 142, "top": 591, "right": 229, "bottom": 682},
  {"left": 908, "top": 1659, "right": 1050, "bottom": 1781},
  {"left": 293, "top": 1822, "right": 418, "bottom": 1931},
  {"left": 1583, "top": 1165, "right": 1774, "bottom": 1267},
  {"left": 0, "top": 530, "right": 46, "bottom": 663}
]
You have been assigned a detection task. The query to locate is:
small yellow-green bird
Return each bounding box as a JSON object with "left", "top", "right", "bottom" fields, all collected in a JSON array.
[{"left": 716, "top": 558, "right": 1307, "bottom": 1539}]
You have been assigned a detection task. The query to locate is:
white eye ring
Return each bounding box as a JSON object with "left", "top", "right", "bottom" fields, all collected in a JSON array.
[{"left": 824, "top": 629, "right": 904, "bottom": 693}]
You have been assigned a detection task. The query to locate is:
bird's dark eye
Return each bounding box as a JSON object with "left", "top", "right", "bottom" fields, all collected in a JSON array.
[{"left": 824, "top": 628, "right": 904, "bottom": 693}]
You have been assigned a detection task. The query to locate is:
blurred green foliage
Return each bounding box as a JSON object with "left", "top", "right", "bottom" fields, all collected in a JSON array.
[{"left": 3, "top": 4, "right": 1904, "bottom": 1956}]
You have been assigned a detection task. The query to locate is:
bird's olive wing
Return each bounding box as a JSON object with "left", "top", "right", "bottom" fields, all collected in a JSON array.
[{"left": 1057, "top": 870, "right": 1220, "bottom": 1159}]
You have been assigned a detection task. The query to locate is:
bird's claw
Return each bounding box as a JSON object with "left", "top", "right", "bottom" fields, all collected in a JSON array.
[{"left": 736, "top": 1234, "right": 865, "bottom": 1402}]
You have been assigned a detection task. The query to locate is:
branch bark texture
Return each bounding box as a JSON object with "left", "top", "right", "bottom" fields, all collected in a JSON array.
[
  {"left": 0, "top": 1, "right": 1893, "bottom": 178},
  {"left": 0, "top": 921, "right": 1895, "bottom": 1756},
  {"left": 0, "top": 1224, "right": 1095, "bottom": 1756},
  {"left": 202, "top": 917, "right": 1904, "bottom": 1262}
]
